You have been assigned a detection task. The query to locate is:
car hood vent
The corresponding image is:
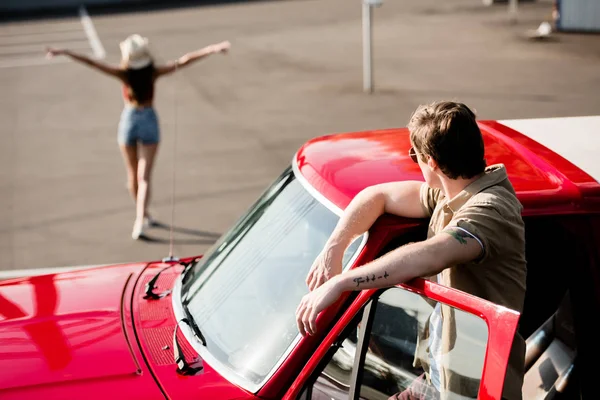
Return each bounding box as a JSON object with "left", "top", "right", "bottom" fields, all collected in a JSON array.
[{"left": 138, "top": 273, "right": 197, "bottom": 366}]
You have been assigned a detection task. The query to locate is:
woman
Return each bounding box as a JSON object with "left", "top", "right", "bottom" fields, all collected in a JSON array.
[{"left": 46, "top": 35, "right": 230, "bottom": 239}]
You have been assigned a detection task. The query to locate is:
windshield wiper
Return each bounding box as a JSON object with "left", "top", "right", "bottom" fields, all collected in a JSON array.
[
  {"left": 173, "top": 319, "right": 204, "bottom": 375},
  {"left": 181, "top": 257, "right": 201, "bottom": 286},
  {"left": 144, "top": 258, "right": 201, "bottom": 300},
  {"left": 182, "top": 303, "right": 207, "bottom": 346},
  {"left": 143, "top": 265, "right": 174, "bottom": 300}
]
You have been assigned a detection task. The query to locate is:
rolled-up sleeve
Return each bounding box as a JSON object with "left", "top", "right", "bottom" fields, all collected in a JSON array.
[{"left": 446, "top": 203, "right": 509, "bottom": 264}]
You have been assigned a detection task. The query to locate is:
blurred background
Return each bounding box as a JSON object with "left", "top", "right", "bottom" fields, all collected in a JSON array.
[{"left": 1, "top": 0, "right": 599, "bottom": 274}]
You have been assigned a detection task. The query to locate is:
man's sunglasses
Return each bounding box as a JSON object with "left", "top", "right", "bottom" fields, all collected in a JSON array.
[{"left": 408, "top": 147, "right": 424, "bottom": 163}]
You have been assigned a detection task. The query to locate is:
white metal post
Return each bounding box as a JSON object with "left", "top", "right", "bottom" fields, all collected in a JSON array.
[
  {"left": 508, "top": 0, "right": 518, "bottom": 23},
  {"left": 362, "top": 1, "right": 373, "bottom": 93}
]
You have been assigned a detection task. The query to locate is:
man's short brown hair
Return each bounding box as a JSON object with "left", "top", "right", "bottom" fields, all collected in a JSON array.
[{"left": 408, "top": 101, "right": 486, "bottom": 179}]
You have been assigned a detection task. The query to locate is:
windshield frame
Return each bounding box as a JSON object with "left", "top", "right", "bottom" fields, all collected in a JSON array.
[{"left": 171, "top": 159, "right": 369, "bottom": 393}]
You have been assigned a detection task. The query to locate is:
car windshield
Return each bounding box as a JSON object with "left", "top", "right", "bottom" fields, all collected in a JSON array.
[{"left": 180, "top": 167, "right": 365, "bottom": 389}]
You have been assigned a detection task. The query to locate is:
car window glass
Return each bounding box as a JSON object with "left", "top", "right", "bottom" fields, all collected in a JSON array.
[
  {"left": 306, "top": 287, "right": 489, "bottom": 400},
  {"left": 182, "top": 170, "right": 365, "bottom": 389}
]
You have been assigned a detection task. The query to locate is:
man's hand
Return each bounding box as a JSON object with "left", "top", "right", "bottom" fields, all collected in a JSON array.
[
  {"left": 296, "top": 277, "right": 344, "bottom": 337},
  {"left": 305, "top": 246, "right": 343, "bottom": 291}
]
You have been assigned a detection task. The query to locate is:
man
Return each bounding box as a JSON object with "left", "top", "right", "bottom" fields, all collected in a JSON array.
[{"left": 295, "top": 101, "right": 526, "bottom": 400}]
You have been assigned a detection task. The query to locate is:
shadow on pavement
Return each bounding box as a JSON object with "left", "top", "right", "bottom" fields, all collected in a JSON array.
[
  {"left": 136, "top": 219, "right": 221, "bottom": 245},
  {"left": 152, "top": 220, "right": 221, "bottom": 239},
  {"left": 136, "top": 235, "right": 217, "bottom": 245}
]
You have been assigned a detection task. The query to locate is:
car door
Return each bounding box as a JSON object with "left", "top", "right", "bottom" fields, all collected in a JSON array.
[{"left": 285, "top": 278, "right": 520, "bottom": 400}]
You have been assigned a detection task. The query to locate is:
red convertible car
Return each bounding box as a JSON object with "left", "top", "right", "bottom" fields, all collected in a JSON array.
[{"left": 1, "top": 116, "right": 599, "bottom": 400}]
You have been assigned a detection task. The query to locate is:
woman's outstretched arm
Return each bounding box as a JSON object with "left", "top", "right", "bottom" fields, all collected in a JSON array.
[
  {"left": 155, "top": 40, "right": 230, "bottom": 77},
  {"left": 46, "top": 47, "right": 124, "bottom": 79}
]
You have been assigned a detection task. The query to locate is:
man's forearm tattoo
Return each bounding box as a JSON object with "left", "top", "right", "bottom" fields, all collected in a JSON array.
[
  {"left": 353, "top": 271, "right": 389, "bottom": 287},
  {"left": 445, "top": 228, "right": 469, "bottom": 245}
]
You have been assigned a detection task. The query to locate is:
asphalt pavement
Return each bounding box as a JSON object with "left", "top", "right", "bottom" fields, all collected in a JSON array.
[{"left": 1, "top": 0, "right": 599, "bottom": 274}]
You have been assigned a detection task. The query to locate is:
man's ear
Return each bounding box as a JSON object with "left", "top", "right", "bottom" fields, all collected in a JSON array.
[{"left": 427, "top": 155, "right": 438, "bottom": 172}]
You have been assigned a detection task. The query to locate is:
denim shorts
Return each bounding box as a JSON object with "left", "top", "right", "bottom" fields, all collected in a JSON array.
[{"left": 117, "top": 106, "right": 160, "bottom": 146}]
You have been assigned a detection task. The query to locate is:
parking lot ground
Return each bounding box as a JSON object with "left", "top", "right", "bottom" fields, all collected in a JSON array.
[{"left": 1, "top": 0, "right": 599, "bottom": 274}]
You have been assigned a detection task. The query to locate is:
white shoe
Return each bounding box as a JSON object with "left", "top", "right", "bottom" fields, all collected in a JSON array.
[{"left": 132, "top": 219, "right": 144, "bottom": 240}]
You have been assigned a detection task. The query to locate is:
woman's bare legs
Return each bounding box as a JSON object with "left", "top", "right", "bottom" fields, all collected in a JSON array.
[
  {"left": 133, "top": 143, "right": 159, "bottom": 237},
  {"left": 119, "top": 144, "right": 139, "bottom": 203}
]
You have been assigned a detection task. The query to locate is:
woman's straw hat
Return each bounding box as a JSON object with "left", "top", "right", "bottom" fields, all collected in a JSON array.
[{"left": 120, "top": 34, "right": 152, "bottom": 69}]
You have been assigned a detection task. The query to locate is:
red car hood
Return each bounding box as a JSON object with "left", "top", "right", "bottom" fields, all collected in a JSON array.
[{"left": 0, "top": 265, "right": 148, "bottom": 395}]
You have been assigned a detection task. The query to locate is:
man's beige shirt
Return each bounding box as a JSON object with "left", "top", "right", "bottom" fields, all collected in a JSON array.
[{"left": 418, "top": 164, "right": 527, "bottom": 400}]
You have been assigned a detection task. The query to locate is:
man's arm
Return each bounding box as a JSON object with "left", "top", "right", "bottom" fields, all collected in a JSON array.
[
  {"left": 46, "top": 48, "right": 124, "bottom": 79},
  {"left": 155, "top": 41, "right": 230, "bottom": 77},
  {"left": 337, "top": 227, "right": 482, "bottom": 291},
  {"left": 296, "top": 226, "right": 482, "bottom": 336},
  {"left": 306, "top": 181, "right": 426, "bottom": 291}
]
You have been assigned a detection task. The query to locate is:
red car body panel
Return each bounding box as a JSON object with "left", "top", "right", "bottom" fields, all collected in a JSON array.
[
  {"left": 295, "top": 122, "right": 600, "bottom": 215},
  {"left": 0, "top": 262, "right": 253, "bottom": 400},
  {"left": 0, "top": 263, "right": 165, "bottom": 400},
  {"left": 2, "top": 120, "right": 598, "bottom": 399}
]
